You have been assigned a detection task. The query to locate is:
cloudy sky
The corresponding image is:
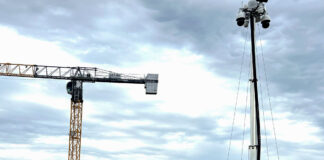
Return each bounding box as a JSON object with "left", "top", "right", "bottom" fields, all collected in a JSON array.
[{"left": 0, "top": 0, "right": 323, "bottom": 160}]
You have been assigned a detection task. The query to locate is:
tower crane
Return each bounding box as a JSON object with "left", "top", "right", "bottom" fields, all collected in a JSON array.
[{"left": 0, "top": 62, "right": 158, "bottom": 160}]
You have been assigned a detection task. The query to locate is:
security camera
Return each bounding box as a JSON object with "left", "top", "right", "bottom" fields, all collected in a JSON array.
[
  {"left": 256, "top": 0, "right": 268, "bottom": 2},
  {"left": 261, "top": 14, "right": 270, "bottom": 28},
  {"left": 236, "top": 10, "right": 246, "bottom": 26}
]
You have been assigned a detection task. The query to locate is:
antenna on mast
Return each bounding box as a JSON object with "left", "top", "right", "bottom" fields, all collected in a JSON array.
[{"left": 235, "top": 1, "right": 271, "bottom": 160}]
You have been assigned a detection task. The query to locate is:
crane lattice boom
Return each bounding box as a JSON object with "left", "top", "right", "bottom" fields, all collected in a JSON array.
[{"left": 0, "top": 63, "right": 158, "bottom": 94}]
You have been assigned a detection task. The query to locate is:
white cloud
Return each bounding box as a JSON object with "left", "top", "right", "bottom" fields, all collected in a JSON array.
[
  {"left": 162, "top": 132, "right": 205, "bottom": 151},
  {"left": 110, "top": 46, "right": 239, "bottom": 117},
  {"left": 0, "top": 144, "right": 65, "bottom": 160},
  {"left": 0, "top": 26, "right": 81, "bottom": 66},
  {"left": 275, "top": 115, "right": 321, "bottom": 144},
  {"left": 111, "top": 153, "right": 169, "bottom": 160},
  {"left": 83, "top": 138, "right": 148, "bottom": 152},
  {"left": 34, "top": 136, "right": 67, "bottom": 145},
  {"left": 10, "top": 81, "right": 69, "bottom": 111},
  {"left": 103, "top": 120, "right": 155, "bottom": 129}
]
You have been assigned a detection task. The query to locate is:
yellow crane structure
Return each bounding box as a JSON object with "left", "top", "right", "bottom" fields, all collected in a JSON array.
[{"left": 0, "top": 62, "right": 158, "bottom": 160}]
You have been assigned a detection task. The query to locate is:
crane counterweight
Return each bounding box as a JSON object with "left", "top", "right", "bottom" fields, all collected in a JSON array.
[{"left": 145, "top": 74, "right": 159, "bottom": 95}]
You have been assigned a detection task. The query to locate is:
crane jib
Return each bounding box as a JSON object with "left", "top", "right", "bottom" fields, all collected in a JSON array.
[
  {"left": 0, "top": 63, "right": 158, "bottom": 95},
  {"left": 0, "top": 63, "right": 157, "bottom": 82}
]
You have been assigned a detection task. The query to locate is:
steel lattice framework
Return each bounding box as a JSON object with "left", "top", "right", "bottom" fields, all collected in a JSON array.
[
  {"left": 68, "top": 101, "right": 83, "bottom": 160},
  {"left": 0, "top": 63, "right": 148, "bottom": 83}
]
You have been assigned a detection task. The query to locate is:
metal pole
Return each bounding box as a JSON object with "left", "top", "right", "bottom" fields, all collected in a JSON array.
[{"left": 250, "top": 14, "right": 261, "bottom": 160}]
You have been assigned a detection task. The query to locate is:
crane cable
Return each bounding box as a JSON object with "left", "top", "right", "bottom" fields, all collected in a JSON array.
[
  {"left": 226, "top": 28, "right": 249, "bottom": 160},
  {"left": 257, "top": 24, "right": 280, "bottom": 160}
]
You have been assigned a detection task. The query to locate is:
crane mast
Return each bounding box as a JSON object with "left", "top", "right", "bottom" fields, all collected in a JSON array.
[{"left": 0, "top": 62, "right": 158, "bottom": 160}]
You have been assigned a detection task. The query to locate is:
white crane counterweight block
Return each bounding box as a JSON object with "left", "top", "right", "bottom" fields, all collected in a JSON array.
[{"left": 145, "top": 74, "right": 158, "bottom": 95}]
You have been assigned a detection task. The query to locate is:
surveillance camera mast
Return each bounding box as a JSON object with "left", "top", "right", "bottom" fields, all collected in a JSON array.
[
  {"left": 236, "top": 1, "right": 271, "bottom": 160},
  {"left": 236, "top": 0, "right": 270, "bottom": 29}
]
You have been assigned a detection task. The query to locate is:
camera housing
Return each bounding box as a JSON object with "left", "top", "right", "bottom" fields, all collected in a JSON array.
[
  {"left": 236, "top": 11, "right": 246, "bottom": 26},
  {"left": 261, "top": 14, "right": 271, "bottom": 28},
  {"left": 256, "top": 0, "right": 268, "bottom": 2},
  {"left": 248, "top": 0, "right": 258, "bottom": 9},
  {"left": 237, "top": 17, "right": 245, "bottom": 26}
]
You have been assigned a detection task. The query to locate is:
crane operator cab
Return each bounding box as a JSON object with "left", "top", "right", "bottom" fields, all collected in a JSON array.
[{"left": 66, "top": 82, "right": 73, "bottom": 95}]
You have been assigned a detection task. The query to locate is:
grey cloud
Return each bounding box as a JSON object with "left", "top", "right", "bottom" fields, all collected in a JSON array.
[
  {"left": 0, "top": 0, "right": 150, "bottom": 65},
  {"left": 0, "top": 99, "right": 68, "bottom": 143},
  {"left": 253, "top": 0, "right": 324, "bottom": 140}
]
